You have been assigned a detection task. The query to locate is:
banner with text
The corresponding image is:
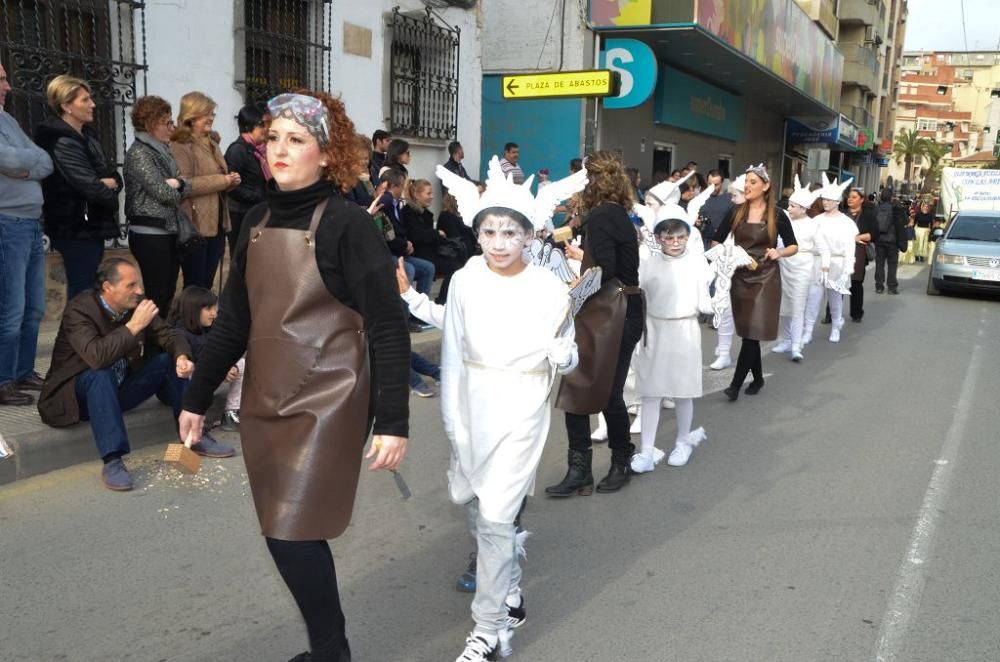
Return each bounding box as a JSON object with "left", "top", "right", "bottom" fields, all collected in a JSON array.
[{"left": 653, "top": 66, "right": 744, "bottom": 142}]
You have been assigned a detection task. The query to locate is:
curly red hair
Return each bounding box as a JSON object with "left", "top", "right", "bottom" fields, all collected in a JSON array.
[{"left": 269, "top": 89, "right": 363, "bottom": 193}]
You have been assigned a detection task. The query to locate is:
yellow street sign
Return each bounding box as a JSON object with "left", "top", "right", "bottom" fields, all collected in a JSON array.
[{"left": 502, "top": 70, "right": 619, "bottom": 100}]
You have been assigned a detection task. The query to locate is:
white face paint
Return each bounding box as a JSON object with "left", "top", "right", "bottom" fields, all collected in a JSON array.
[
  {"left": 477, "top": 213, "right": 531, "bottom": 273},
  {"left": 731, "top": 191, "right": 746, "bottom": 205},
  {"left": 644, "top": 193, "right": 662, "bottom": 212},
  {"left": 821, "top": 198, "right": 840, "bottom": 213},
  {"left": 787, "top": 202, "right": 808, "bottom": 220}
]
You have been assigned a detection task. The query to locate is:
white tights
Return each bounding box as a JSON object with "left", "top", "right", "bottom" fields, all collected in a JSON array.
[
  {"left": 804, "top": 284, "right": 844, "bottom": 331},
  {"left": 639, "top": 396, "right": 693, "bottom": 454}
]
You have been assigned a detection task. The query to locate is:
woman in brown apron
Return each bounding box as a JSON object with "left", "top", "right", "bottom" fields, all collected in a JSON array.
[
  {"left": 710, "top": 165, "right": 798, "bottom": 401},
  {"left": 179, "top": 91, "right": 409, "bottom": 662}
]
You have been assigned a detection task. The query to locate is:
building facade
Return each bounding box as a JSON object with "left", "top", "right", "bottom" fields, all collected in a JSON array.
[{"left": 0, "top": 0, "right": 483, "bottom": 209}]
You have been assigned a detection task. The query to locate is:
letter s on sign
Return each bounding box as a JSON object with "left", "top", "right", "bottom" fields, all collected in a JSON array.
[{"left": 605, "top": 47, "right": 634, "bottom": 99}]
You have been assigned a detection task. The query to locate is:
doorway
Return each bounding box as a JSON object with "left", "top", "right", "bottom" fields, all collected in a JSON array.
[{"left": 652, "top": 142, "right": 675, "bottom": 185}]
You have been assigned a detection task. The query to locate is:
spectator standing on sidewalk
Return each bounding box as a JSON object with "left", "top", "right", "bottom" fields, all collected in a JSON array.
[
  {"left": 37, "top": 258, "right": 233, "bottom": 491},
  {"left": 699, "top": 169, "right": 733, "bottom": 249},
  {"left": 873, "top": 189, "right": 907, "bottom": 295},
  {"left": 0, "top": 60, "right": 53, "bottom": 406},
  {"left": 224, "top": 103, "right": 270, "bottom": 256},
  {"left": 913, "top": 201, "right": 933, "bottom": 261},
  {"left": 844, "top": 188, "right": 878, "bottom": 321},
  {"left": 124, "top": 95, "right": 190, "bottom": 316},
  {"left": 170, "top": 91, "right": 241, "bottom": 289},
  {"left": 369, "top": 129, "right": 390, "bottom": 181},
  {"left": 34, "top": 75, "right": 122, "bottom": 301},
  {"left": 499, "top": 142, "right": 525, "bottom": 184}
]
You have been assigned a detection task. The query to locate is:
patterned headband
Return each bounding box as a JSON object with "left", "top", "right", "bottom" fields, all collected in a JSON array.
[
  {"left": 745, "top": 163, "right": 770, "bottom": 183},
  {"left": 267, "top": 93, "right": 330, "bottom": 145}
]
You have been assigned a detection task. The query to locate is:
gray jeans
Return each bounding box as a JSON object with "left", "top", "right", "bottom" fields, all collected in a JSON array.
[{"left": 466, "top": 499, "right": 523, "bottom": 636}]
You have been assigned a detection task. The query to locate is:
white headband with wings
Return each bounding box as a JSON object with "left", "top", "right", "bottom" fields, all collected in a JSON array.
[
  {"left": 817, "top": 172, "right": 854, "bottom": 201},
  {"left": 436, "top": 155, "right": 588, "bottom": 232},
  {"left": 788, "top": 174, "right": 820, "bottom": 209}
]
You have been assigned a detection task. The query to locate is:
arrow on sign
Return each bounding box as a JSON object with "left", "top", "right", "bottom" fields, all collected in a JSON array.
[{"left": 506, "top": 79, "right": 519, "bottom": 96}]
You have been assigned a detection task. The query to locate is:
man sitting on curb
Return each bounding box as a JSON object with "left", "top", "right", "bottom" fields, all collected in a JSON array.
[{"left": 38, "top": 258, "right": 234, "bottom": 490}]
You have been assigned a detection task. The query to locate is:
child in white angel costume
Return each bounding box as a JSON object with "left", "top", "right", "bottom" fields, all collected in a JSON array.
[
  {"left": 437, "top": 157, "right": 585, "bottom": 662},
  {"left": 631, "top": 218, "right": 714, "bottom": 472},
  {"left": 710, "top": 174, "right": 747, "bottom": 370},
  {"left": 804, "top": 175, "right": 856, "bottom": 344},
  {"left": 773, "top": 176, "right": 824, "bottom": 361}
]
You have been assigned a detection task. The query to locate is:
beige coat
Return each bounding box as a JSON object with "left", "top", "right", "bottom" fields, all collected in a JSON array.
[{"left": 170, "top": 135, "right": 231, "bottom": 237}]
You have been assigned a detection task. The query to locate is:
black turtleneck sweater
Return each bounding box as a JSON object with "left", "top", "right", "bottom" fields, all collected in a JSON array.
[{"left": 182, "top": 179, "right": 410, "bottom": 437}]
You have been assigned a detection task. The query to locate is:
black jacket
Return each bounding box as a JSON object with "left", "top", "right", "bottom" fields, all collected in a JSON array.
[
  {"left": 34, "top": 116, "right": 121, "bottom": 241},
  {"left": 401, "top": 203, "right": 444, "bottom": 262},
  {"left": 875, "top": 201, "right": 908, "bottom": 252},
  {"left": 379, "top": 193, "right": 408, "bottom": 257},
  {"left": 223, "top": 137, "right": 267, "bottom": 216}
]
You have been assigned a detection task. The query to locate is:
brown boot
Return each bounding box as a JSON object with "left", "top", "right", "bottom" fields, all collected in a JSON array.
[{"left": 0, "top": 382, "right": 35, "bottom": 406}]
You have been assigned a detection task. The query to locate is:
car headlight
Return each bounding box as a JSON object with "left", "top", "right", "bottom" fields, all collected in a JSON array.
[{"left": 936, "top": 253, "right": 966, "bottom": 265}]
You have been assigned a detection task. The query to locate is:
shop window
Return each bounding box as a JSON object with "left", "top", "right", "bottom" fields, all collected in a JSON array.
[
  {"left": 387, "top": 7, "right": 460, "bottom": 141},
  {"left": 0, "top": 0, "right": 147, "bottom": 167},
  {"left": 239, "top": 0, "right": 332, "bottom": 104}
]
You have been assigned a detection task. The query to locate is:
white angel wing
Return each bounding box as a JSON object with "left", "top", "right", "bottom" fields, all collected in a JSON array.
[
  {"left": 435, "top": 164, "right": 481, "bottom": 225},
  {"left": 632, "top": 202, "right": 655, "bottom": 228},
  {"left": 531, "top": 167, "right": 588, "bottom": 231},
  {"left": 525, "top": 238, "right": 575, "bottom": 283},
  {"left": 686, "top": 183, "right": 716, "bottom": 227},
  {"left": 557, "top": 267, "right": 603, "bottom": 337},
  {"left": 640, "top": 225, "right": 660, "bottom": 253},
  {"left": 826, "top": 272, "right": 852, "bottom": 295},
  {"left": 646, "top": 170, "right": 693, "bottom": 205}
]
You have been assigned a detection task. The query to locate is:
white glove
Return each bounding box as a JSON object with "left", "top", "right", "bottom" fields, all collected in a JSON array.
[{"left": 545, "top": 336, "right": 578, "bottom": 375}]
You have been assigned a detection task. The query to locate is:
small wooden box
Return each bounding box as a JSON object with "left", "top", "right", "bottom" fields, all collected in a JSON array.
[
  {"left": 552, "top": 226, "right": 574, "bottom": 244},
  {"left": 163, "top": 443, "right": 201, "bottom": 474}
]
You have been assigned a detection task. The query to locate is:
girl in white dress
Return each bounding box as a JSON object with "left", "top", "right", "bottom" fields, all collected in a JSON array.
[
  {"left": 632, "top": 218, "right": 713, "bottom": 472},
  {"left": 773, "top": 176, "right": 823, "bottom": 361},
  {"left": 710, "top": 174, "right": 747, "bottom": 370},
  {"left": 804, "top": 175, "right": 856, "bottom": 344},
  {"left": 437, "top": 157, "right": 584, "bottom": 662}
]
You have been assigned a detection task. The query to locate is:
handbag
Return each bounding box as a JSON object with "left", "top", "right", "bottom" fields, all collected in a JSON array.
[
  {"left": 176, "top": 206, "right": 204, "bottom": 252},
  {"left": 436, "top": 236, "right": 468, "bottom": 262},
  {"left": 864, "top": 242, "right": 876, "bottom": 262}
]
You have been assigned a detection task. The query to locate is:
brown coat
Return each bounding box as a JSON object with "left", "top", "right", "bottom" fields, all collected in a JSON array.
[
  {"left": 37, "top": 291, "right": 192, "bottom": 428},
  {"left": 170, "top": 135, "right": 232, "bottom": 237}
]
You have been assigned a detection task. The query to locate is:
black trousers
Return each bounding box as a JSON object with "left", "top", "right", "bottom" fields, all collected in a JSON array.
[
  {"left": 874, "top": 243, "right": 899, "bottom": 291},
  {"left": 266, "top": 537, "right": 351, "bottom": 662},
  {"left": 850, "top": 280, "right": 865, "bottom": 320},
  {"left": 227, "top": 210, "right": 247, "bottom": 257},
  {"left": 730, "top": 338, "right": 763, "bottom": 389},
  {"left": 566, "top": 314, "right": 643, "bottom": 461},
  {"left": 128, "top": 232, "right": 180, "bottom": 317}
]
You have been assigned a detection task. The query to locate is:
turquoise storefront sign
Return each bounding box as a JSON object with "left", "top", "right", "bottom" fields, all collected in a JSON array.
[
  {"left": 653, "top": 66, "right": 745, "bottom": 142},
  {"left": 600, "top": 38, "right": 658, "bottom": 110}
]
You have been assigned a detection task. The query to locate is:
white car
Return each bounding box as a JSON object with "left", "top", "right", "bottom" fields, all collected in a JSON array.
[{"left": 927, "top": 210, "right": 1000, "bottom": 296}]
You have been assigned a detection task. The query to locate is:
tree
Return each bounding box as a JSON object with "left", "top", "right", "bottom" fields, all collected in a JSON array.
[
  {"left": 892, "top": 128, "right": 929, "bottom": 189},
  {"left": 920, "top": 142, "right": 951, "bottom": 194}
]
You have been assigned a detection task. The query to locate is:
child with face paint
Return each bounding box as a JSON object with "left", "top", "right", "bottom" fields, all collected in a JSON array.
[
  {"left": 804, "top": 175, "right": 857, "bottom": 344},
  {"left": 437, "top": 158, "right": 585, "bottom": 662},
  {"left": 632, "top": 218, "right": 713, "bottom": 470}
]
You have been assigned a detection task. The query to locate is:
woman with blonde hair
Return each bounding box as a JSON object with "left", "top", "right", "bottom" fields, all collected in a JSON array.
[
  {"left": 548, "top": 150, "right": 643, "bottom": 496},
  {"left": 34, "top": 74, "right": 122, "bottom": 300},
  {"left": 401, "top": 178, "right": 466, "bottom": 303},
  {"left": 170, "top": 91, "right": 241, "bottom": 289},
  {"left": 711, "top": 165, "right": 798, "bottom": 401}
]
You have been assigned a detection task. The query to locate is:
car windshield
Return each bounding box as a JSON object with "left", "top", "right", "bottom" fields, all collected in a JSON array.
[{"left": 946, "top": 216, "right": 1000, "bottom": 242}]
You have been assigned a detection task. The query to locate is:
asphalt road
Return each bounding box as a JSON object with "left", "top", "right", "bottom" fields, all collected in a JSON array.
[{"left": 3, "top": 265, "right": 999, "bottom": 662}]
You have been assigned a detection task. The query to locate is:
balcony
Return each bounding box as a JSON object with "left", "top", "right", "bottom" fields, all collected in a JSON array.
[
  {"left": 841, "top": 43, "right": 881, "bottom": 92},
  {"left": 794, "top": 0, "right": 839, "bottom": 40},
  {"left": 839, "top": 0, "right": 884, "bottom": 26},
  {"left": 843, "top": 104, "right": 875, "bottom": 130}
]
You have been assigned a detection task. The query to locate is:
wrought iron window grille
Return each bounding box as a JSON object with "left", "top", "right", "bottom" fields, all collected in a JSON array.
[
  {"left": 388, "top": 6, "right": 460, "bottom": 142},
  {"left": 236, "top": 0, "right": 332, "bottom": 105},
  {"left": 0, "top": 0, "right": 148, "bottom": 168}
]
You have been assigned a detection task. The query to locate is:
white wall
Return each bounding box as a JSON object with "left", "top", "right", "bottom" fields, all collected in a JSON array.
[
  {"left": 330, "top": 1, "right": 482, "bottom": 186},
  {"left": 480, "top": 0, "right": 589, "bottom": 74}
]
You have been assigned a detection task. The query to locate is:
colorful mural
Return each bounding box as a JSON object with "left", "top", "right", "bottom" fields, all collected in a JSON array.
[
  {"left": 695, "top": 0, "right": 843, "bottom": 110},
  {"left": 589, "top": 0, "right": 652, "bottom": 27}
]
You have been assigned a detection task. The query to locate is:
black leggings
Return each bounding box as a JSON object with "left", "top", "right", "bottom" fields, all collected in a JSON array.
[
  {"left": 730, "top": 338, "right": 763, "bottom": 389},
  {"left": 266, "top": 537, "right": 351, "bottom": 662}
]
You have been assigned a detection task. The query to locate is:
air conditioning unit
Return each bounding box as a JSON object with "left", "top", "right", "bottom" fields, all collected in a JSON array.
[{"left": 865, "top": 26, "right": 884, "bottom": 47}]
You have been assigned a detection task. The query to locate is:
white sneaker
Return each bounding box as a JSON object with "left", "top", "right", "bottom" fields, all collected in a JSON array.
[
  {"left": 630, "top": 447, "right": 665, "bottom": 474},
  {"left": 829, "top": 319, "right": 843, "bottom": 343},
  {"left": 455, "top": 633, "right": 500, "bottom": 662},
  {"left": 629, "top": 414, "right": 642, "bottom": 435},
  {"left": 709, "top": 355, "right": 732, "bottom": 370},
  {"left": 771, "top": 340, "right": 791, "bottom": 353},
  {"left": 668, "top": 428, "right": 706, "bottom": 467},
  {"left": 661, "top": 397, "right": 675, "bottom": 409},
  {"left": 591, "top": 417, "right": 608, "bottom": 441},
  {"left": 790, "top": 346, "right": 804, "bottom": 362}
]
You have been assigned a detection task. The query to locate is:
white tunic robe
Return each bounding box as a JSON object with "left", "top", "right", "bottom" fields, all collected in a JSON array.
[
  {"left": 816, "top": 211, "right": 858, "bottom": 285},
  {"left": 635, "top": 250, "right": 713, "bottom": 398},
  {"left": 779, "top": 214, "right": 824, "bottom": 317},
  {"left": 441, "top": 256, "right": 572, "bottom": 523}
]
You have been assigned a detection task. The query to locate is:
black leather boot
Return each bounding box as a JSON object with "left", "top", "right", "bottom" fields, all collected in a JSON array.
[
  {"left": 545, "top": 448, "right": 593, "bottom": 497},
  {"left": 596, "top": 455, "right": 631, "bottom": 493}
]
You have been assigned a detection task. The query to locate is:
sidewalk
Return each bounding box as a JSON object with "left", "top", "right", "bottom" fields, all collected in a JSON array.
[{"left": 0, "top": 320, "right": 441, "bottom": 486}]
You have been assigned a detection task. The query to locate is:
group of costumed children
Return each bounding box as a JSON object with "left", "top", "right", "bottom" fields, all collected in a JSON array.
[{"left": 399, "top": 158, "right": 855, "bottom": 661}]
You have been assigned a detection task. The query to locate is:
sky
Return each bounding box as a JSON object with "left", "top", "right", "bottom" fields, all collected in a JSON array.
[{"left": 903, "top": 0, "right": 1000, "bottom": 52}]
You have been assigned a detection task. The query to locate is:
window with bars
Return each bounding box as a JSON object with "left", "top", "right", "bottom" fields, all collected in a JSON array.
[
  {"left": 237, "top": 0, "right": 332, "bottom": 105},
  {"left": 388, "top": 7, "right": 460, "bottom": 142},
  {"left": 0, "top": 0, "right": 146, "bottom": 166}
]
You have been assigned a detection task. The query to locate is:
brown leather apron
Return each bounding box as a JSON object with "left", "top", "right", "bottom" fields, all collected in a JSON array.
[
  {"left": 241, "top": 198, "right": 371, "bottom": 541},
  {"left": 730, "top": 221, "right": 781, "bottom": 341}
]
